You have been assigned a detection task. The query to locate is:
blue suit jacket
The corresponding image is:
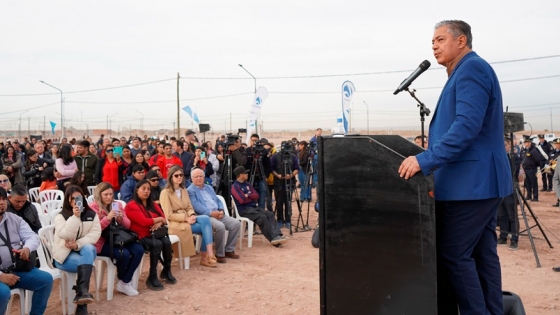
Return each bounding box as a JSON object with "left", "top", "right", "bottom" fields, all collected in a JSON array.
[
  {"left": 416, "top": 52, "right": 512, "bottom": 201},
  {"left": 186, "top": 183, "right": 224, "bottom": 216}
]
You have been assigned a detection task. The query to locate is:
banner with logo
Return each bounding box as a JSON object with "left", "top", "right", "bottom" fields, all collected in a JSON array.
[
  {"left": 247, "top": 86, "right": 268, "bottom": 136},
  {"left": 182, "top": 105, "right": 200, "bottom": 124},
  {"left": 341, "top": 81, "right": 355, "bottom": 133}
]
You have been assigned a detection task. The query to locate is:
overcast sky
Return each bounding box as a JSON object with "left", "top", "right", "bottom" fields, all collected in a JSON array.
[{"left": 1, "top": 0, "right": 559, "bottom": 136}]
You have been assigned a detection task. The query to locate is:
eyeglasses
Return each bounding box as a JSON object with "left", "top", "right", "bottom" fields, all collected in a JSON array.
[
  {"left": 0, "top": 179, "right": 9, "bottom": 183},
  {"left": 173, "top": 173, "right": 184, "bottom": 178},
  {"left": 149, "top": 178, "right": 159, "bottom": 182},
  {"left": 106, "top": 149, "right": 113, "bottom": 153},
  {"left": 153, "top": 169, "right": 161, "bottom": 172}
]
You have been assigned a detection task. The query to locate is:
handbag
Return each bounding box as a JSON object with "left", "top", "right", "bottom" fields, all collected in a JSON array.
[
  {"left": 101, "top": 218, "right": 138, "bottom": 263},
  {"left": 151, "top": 225, "right": 168, "bottom": 239},
  {"left": 0, "top": 223, "right": 37, "bottom": 272}
]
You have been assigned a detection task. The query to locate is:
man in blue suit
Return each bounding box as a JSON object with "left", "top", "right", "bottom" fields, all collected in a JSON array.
[{"left": 399, "top": 20, "right": 512, "bottom": 315}]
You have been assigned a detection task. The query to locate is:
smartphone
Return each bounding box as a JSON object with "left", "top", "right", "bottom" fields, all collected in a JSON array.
[
  {"left": 74, "top": 196, "right": 84, "bottom": 212},
  {"left": 113, "top": 146, "right": 123, "bottom": 158},
  {"left": 200, "top": 152, "right": 206, "bottom": 159},
  {"left": 111, "top": 201, "right": 120, "bottom": 214}
]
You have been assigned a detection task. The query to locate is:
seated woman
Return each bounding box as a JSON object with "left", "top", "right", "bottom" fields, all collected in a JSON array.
[
  {"left": 160, "top": 165, "right": 216, "bottom": 268},
  {"left": 52, "top": 185, "right": 101, "bottom": 315},
  {"left": 125, "top": 180, "right": 175, "bottom": 291},
  {"left": 68, "top": 171, "right": 90, "bottom": 196},
  {"left": 0, "top": 174, "right": 12, "bottom": 194},
  {"left": 90, "top": 182, "right": 144, "bottom": 296}
]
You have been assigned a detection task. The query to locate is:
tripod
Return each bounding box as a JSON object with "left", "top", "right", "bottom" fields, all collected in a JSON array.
[
  {"left": 218, "top": 151, "right": 234, "bottom": 213},
  {"left": 280, "top": 152, "right": 296, "bottom": 236},
  {"left": 295, "top": 153, "right": 313, "bottom": 233},
  {"left": 249, "top": 152, "right": 266, "bottom": 186},
  {"left": 508, "top": 132, "right": 553, "bottom": 268}
]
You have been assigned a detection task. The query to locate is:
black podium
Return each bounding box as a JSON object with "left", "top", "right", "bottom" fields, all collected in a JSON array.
[{"left": 318, "top": 135, "right": 437, "bottom": 315}]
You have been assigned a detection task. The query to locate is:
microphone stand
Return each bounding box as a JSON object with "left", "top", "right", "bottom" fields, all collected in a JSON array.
[{"left": 405, "top": 88, "right": 430, "bottom": 147}]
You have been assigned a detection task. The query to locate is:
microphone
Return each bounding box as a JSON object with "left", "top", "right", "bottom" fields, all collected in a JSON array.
[{"left": 393, "top": 60, "right": 431, "bottom": 95}]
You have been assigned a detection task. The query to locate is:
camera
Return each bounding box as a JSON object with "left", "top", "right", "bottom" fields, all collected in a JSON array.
[
  {"left": 225, "top": 133, "right": 240, "bottom": 147},
  {"left": 281, "top": 141, "right": 293, "bottom": 154}
]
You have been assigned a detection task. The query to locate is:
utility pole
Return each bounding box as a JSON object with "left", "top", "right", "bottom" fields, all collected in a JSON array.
[
  {"left": 27, "top": 117, "right": 30, "bottom": 138},
  {"left": 363, "top": 101, "right": 370, "bottom": 134},
  {"left": 177, "top": 73, "right": 180, "bottom": 139},
  {"left": 43, "top": 116, "right": 45, "bottom": 136},
  {"left": 229, "top": 113, "right": 232, "bottom": 133}
]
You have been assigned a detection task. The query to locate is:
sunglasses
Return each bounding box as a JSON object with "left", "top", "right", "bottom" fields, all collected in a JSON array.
[
  {"left": 149, "top": 178, "right": 159, "bottom": 182},
  {"left": 0, "top": 179, "right": 9, "bottom": 183},
  {"left": 173, "top": 173, "right": 184, "bottom": 178},
  {"left": 106, "top": 149, "right": 113, "bottom": 153}
]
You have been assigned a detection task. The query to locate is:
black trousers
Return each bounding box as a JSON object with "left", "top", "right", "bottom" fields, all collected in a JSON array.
[
  {"left": 240, "top": 207, "right": 282, "bottom": 242},
  {"left": 524, "top": 168, "right": 538, "bottom": 200},
  {"left": 498, "top": 194, "right": 519, "bottom": 242},
  {"left": 541, "top": 172, "right": 553, "bottom": 190},
  {"left": 139, "top": 235, "right": 173, "bottom": 268}
]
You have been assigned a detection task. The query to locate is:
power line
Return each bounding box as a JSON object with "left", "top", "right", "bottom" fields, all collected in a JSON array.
[
  {"left": 67, "top": 92, "right": 253, "bottom": 104},
  {"left": 0, "top": 101, "right": 59, "bottom": 115},
  {"left": 0, "top": 78, "right": 176, "bottom": 97}
]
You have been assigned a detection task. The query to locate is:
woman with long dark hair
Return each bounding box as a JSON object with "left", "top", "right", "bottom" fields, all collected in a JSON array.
[
  {"left": 2, "top": 145, "right": 23, "bottom": 186},
  {"left": 50, "top": 144, "right": 59, "bottom": 159},
  {"left": 297, "top": 141, "right": 312, "bottom": 201},
  {"left": 126, "top": 180, "right": 175, "bottom": 290},
  {"left": 69, "top": 171, "right": 90, "bottom": 196},
  {"left": 55, "top": 144, "right": 78, "bottom": 191},
  {"left": 23, "top": 149, "right": 44, "bottom": 189},
  {"left": 53, "top": 185, "right": 100, "bottom": 315},
  {"left": 126, "top": 151, "right": 150, "bottom": 176},
  {"left": 90, "top": 182, "right": 143, "bottom": 296}
]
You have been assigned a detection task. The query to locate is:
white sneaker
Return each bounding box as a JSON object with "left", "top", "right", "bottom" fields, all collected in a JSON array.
[{"left": 116, "top": 280, "right": 139, "bottom": 296}]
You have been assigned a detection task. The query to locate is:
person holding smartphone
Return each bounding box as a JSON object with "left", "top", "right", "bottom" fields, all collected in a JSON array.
[
  {"left": 52, "top": 185, "right": 100, "bottom": 315},
  {"left": 190, "top": 147, "right": 214, "bottom": 186},
  {"left": 90, "top": 182, "right": 143, "bottom": 296}
]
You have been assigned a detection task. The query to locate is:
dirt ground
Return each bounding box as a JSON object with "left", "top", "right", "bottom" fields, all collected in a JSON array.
[{"left": 9, "top": 182, "right": 560, "bottom": 315}]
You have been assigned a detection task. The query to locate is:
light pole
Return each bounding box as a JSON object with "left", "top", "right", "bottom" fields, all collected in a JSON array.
[
  {"left": 107, "top": 112, "right": 118, "bottom": 138},
  {"left": 524, "top": 122, "right": 533, "bottom": 139},
  {"left": 18, "top": 110, "right": 28, "bottom": 139},
  {"left": 363, "top": 101, "right": 370, "bottom": 134},
  {"left": 238, "top": 64, "right": 256, "bottom": 93},
  {"left": 40, "top": 80, "right": 64, "bottom": 139},
  {"left": 135, "top": 110, "right": 144, "bottom": 135}
]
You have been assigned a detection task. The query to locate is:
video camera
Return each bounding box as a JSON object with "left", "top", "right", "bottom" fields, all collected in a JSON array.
[
  {"left": 281, "top": 141, "right": 294, "bottom": 155},
  {"left": 308, "top": 140, "right": 317, "bottom": 157},
  {"left": 225, "top": 133, "right": 240, "bottom": 147}
]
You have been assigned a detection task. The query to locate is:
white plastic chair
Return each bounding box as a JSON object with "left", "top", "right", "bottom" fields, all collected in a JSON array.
[
  {"left": 193, "top": 196, "right": 230, "bottom": 252},
  {"left": 38, "top": 225, "right": 97, "bottom": 315},
  {"left": 50, "top": 209, "right": 62, "bottom": 225},
  {"left": 116, "top": 200, "right": 126, "bottom": 208},
  {"left": 33, "top": 202, "right": 51, "bottom": 227},
  {"left": 37, "top": 225, "right": 68, "bottom": 315},
  {"left": 87, "top": 186, "right": 96, "bottom": 196},
  {"left": 94, "top": 257, "right": 117, "bottom": 301},
  {"left": 28, "top": 187, "right": 40, "bottom": 203},
  {"left": 39, "top": 190, "right": 64, "bottom": 204},
  {"left": 230, "top": 196, "right": 263, "bottom": 248},
  {"left": 41, "top": 200, "right": 63, "bottom": 216},
  {"left": 5, "top": 288, "right": 25, "bottom": 315},
  {"left": 86, "top": 195, "right": 94, "bottom": 205}
]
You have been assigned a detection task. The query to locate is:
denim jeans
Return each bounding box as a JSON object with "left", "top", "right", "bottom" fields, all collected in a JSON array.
[
  {"left": 190, "top": 215, "right": 213, "bottom": 252},
  {"left": 0, "top": 268, "right": 53, "bottom": 315},
  {"left": 99, "top": 241, "right": 144, "bottom": 283},
  {"left": 298, "top": 166, "right": 311, "bottom": 201},
  {"left": 255, "top": 180, "right": 267, "bottom": 209},
  {"left": 54, "top": 244, "right": 97, "bottom": 272}
]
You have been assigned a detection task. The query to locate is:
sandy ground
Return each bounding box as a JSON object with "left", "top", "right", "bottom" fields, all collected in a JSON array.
[{"left": 8, "top": 181, "right": 560, "bottom": 315}]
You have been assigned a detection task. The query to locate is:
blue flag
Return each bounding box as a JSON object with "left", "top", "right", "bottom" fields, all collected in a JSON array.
[
  {"left": 182, "top": 106, "right": 200, "bottom": 124},
  {"left": 49, "top": 121, "right": 56, "bottom": 135}
]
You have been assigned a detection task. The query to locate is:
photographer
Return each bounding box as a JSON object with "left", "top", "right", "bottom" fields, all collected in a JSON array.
[
  {"left": 23, "top": 149, "right": 43, "bottom": 189},
  {"left": 245, "top": 134, "right": 271, "bottom": 209},
  {"left": 297, "top": 141, "right": 312, "bottom": 202},
  {"left": 0, "top": 187, "right": 53, "bottom": 315},
  {"left": 270, "top": 141, "right": 299, "bottom": 229},
  {"left": 227, "top": 135, "right": 247, "bottom": 168}
]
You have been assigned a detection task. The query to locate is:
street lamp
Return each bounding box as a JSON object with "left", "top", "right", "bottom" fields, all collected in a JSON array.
[
  {"left": 19, "top": 110, "right": 29, "bottom": 139},
  {"left": 363, "top": 101, "right": 370, "bottom": 135},
  {"left": 135, "top": 110, "right": 144, "bottom": 135},
  {"left": 238, "top": 64, "right": 256, "bottom": 93},
  {"left": 107, "top": 112, "right": 118, "bottom": 138},
  {"left": 524, "top": 122, "right": 533, "bottom": 138},
  {"left": 39, "top": 80, "right": 64, "bottom": 139}
]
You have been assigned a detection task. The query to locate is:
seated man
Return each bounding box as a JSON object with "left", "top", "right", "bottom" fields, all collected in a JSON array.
[
  {"left": 187, "top": 168, "right": 241, "bottom": 263},
  {"left": 0, "top": 187, "right": 53, "bottom": 315},
  {"left": 231, "top": 166, "right": 287, "bottom": 247},
  {"left": 120, "top": 165, "right": 145, "bottom": 202},
  {"left": 7, "top": 185, "right": 42, "bottom": 234}
]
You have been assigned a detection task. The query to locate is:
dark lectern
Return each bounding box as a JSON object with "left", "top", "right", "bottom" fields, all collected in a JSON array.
[{"left": 319, "top": 135, "right": 437, "bottom": 315}]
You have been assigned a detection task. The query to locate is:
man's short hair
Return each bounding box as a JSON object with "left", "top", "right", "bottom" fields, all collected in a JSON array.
[
  {"left": 250, "top": 134, "right": 259, "bottom": 139},
  {"left": 78, "top": 140, "right": 90, "bottom": 148},
  {"left": 10, "top": 184, "right": 27, "bottom": 197},
  {"left": 175, "top": 140, "right": 184, "bottom": 148},
  {"left": 434, "top": 20, "right": 473, "bottom": 49},
  {"left": 134, "top": 137, "right": 141, "bottom": 142},
  {"left": 414, "top": 135, "right": 427, "bottom": 141},
  {"left": 163, "top": 143, "right": 172, "bottom": 149},
  {"left": 132, "top": 165, "right": 145, "bottom": 173},
  {"left": 316, "top": 128, "right": 322, "bottom": 131}
]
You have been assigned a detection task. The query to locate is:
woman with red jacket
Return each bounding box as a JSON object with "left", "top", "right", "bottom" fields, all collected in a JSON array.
[
  {"left": 125, "top": 179, "right": 175, "bottom": 291},
  {"left": 95, "top": 144, "right": 123, "bottom": 194}
]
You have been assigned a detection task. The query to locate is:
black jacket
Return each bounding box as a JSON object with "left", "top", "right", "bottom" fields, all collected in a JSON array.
[{"left": 7, "top": 201, "right": 42, "bottom": 234}]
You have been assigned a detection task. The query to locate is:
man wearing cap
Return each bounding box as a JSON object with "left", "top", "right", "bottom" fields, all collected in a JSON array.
[
  {"left": 521, "top": 138, "right": 541, "bottom": 201},
  {"left": 550, "top": 139, "right": 560, "bottom": 207},
  {"left": 537, "top": 134, "right": 553, "bottom": 192},
  {"left": 185, "top": 130, "right": 197, "bottom": 153},
  {"left": 231, "top": 166, "right": 287, "bottom": 246},
  {"left": 244, "top": 134, "right": 271, "bottom": 209},
  {"left": 0, "top": 187, "right": 53, "bottom": 315}
]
